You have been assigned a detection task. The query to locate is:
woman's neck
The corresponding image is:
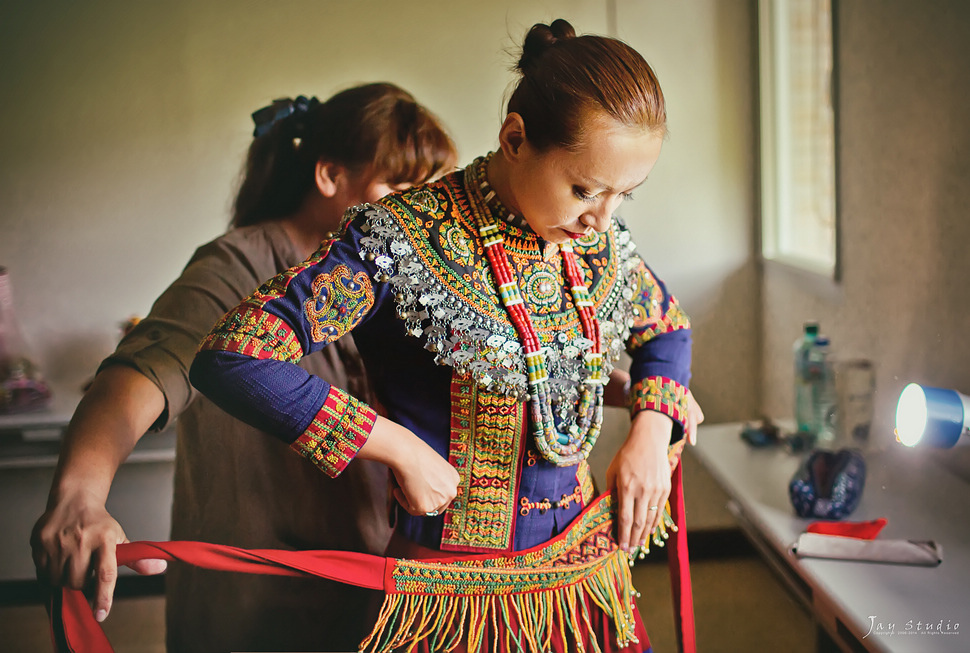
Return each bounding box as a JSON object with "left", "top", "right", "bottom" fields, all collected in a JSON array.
[
  {"left": 279, "top": 197, "right": 344, "bottom": 260},
  {"left": 485, "top": 152, "right": 520, "bottom": 218},
  {"left": 485, "top": 153, "right": 558, "bottom": 260}
]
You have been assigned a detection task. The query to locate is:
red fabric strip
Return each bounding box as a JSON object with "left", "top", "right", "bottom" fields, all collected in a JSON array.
[
  {"left": 668, "top": 462, "right": 697, "bottom": 653},
  {"left": 48, "top": 493, "right": 697, "bottom": 652},
  {"left": 48, "top": 542, "right": 388, "bottom": 653}
]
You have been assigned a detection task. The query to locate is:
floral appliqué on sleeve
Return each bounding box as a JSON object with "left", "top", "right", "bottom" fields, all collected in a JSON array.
[{"left": 303, "top": 264, "right": 375, "bottom": 344}]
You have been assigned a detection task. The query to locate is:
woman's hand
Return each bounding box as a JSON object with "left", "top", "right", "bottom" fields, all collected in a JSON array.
[
  {"left": 389, "top": 455, "right": 460, "bottom": 516},
  {"left": 606, "top": 410, "right": 673, "bottom": 553},
  {"left": 31, "top": 488, "right": 166, "bottom": 623},
  {"left": 30, "top": 365, "right": 169, "bottom": 622},
  {"left": 389, "top": 438, "right": 461, "bottom": 516},
  {"left": 685, "top": 389, "right": 705, "bottom": 445},
  {"left": 359, "top": 416, "right": 459, "bottom": 516}
]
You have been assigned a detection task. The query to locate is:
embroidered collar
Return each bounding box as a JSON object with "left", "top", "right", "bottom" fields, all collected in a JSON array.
[
  {"left": 472, "top": 153, "right": 531, "bottom": 232},
  {"left": 355, "top": 160, "right": 642, "bottom": 405}
]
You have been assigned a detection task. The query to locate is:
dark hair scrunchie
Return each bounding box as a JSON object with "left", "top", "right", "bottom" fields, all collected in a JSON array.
[{"left": 251, "top": 95, "right": 320, "bottom": 138}]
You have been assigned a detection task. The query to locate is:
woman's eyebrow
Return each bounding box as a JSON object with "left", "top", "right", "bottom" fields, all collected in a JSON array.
[{"left": 576, "top": 173, "right": 648, "bottom": 193}]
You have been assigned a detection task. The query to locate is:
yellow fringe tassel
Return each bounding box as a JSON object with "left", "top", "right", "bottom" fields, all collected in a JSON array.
[{"left": 358, "top": 550, "right": 638, "bottom": 653}]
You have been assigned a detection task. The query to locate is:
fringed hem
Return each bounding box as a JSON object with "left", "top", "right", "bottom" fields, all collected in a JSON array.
[{"left": 361, "top": 549, "right": 639, "bottom": 653}]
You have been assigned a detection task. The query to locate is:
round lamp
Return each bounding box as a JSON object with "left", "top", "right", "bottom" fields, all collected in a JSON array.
[{"left": 895, "top": 383, "right": 970, "bottom": 448}]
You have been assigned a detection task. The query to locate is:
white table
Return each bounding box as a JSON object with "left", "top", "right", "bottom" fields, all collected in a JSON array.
[{"left": 692, "top": 422, "right": 970, "bottom": 653}]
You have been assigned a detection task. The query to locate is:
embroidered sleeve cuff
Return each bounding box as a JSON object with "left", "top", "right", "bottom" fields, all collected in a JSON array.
[
  {"left": 628, "top": 376, "right": 689, "bottom": 434},
  {"left": 290, "top": 386, "right": 377, "bottom": 478}
]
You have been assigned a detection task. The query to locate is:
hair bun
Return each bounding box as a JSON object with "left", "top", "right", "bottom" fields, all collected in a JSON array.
[
  {"left": 549, "top": 18, "right": 576, "bottom": 41},
  {"left": 518, "top": 18, "right": 576, "bottom": 71}
]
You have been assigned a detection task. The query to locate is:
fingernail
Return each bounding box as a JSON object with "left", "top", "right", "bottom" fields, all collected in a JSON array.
[{"left": 96, "top": 609, "right": 107, "bottom": 622}]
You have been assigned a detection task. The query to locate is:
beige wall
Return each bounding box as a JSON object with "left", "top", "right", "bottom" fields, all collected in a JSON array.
[
  {"left": 0, "top": 0, "right": 607, "bottom": 396},
  {"left": 589, "top": 0, "right": 758, "bottom": 530},
  {"left": 760, "top": 0, "right": 970, "bottom": 447},
  {"left": 1, "top": 0, "right": 762, "bottom": 425},
  {"left": 617, "top": 0, "right": 760, "bottom": 423}
]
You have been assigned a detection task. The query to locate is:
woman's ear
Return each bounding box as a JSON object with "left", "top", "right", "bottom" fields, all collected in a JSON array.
[
  {"left": 314, "top": 160, "right": 345, "bottom": 198},
  {"left": 498, "top": 112, "right": 529, "bottom": 161}
]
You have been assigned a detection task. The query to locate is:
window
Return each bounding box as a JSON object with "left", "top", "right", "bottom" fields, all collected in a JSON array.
[{"left": 759, "top": 0, "right": 838, "bottom": 276}]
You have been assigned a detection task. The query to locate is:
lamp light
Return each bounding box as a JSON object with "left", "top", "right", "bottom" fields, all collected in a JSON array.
[{"left": 894, "top": 383, "right": 970, "bottom": 448}]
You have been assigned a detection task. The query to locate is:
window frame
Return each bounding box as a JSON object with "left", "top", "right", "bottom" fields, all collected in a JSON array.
[{"left": 758, "top": 0, "right": 841, "bottom": 279}]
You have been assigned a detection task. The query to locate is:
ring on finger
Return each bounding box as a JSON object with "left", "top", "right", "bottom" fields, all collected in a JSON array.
[
  {"left": 648, "top": 505, "right": 659, "bottom": 511},
  {"left": 425, "top": 510, "right": 440, "bottom": 517}
]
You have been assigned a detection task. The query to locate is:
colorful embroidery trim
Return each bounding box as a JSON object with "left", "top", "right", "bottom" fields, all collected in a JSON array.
[
  {"left": 519, "top": 486, "right": 585, "bottom": 516},
  {"left": 303, "top": 264, "right": 375, "bottom": 343},
  {"left": 441, "top": 372, "right": 525, "bottom": 552},
  {"left": 249, "top": 239, "right": 334, "bottom": 309},
  {"left": 629, "top": 299, "right": 690, "bottom": 346},
  {"left": 629, "top": 376, "right": 689, "bottom": 429},
  {"left": 577, "top": 459, "right": 595, "bottom": 504},
  {"left": 364, "top": 494, "right": 641, "bottom": 653},
  {"left": 627, "top": 263, "right": 690, "bottom": 352},
  {"left": 290, "top": 386, "right": 376, "bottom": 478},
  {"left": 198, "top": 306, "right": 303, "bottom": 362},
  {"left": 198, "top": 239, "right": 338, "bottom": 360},
  {"left": 626, "top": 259, "right": 691, "bottom": 349},
  {"left": 395, "top": 493, "right": 620, "bottom": 592},
  {"left": 354, "top": 165, "right": 650, "bottom": 402}
]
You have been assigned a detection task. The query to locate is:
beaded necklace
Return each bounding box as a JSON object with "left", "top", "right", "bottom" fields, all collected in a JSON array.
[{"left": 465, "top": 157, "right": 605, "bottom": 466}]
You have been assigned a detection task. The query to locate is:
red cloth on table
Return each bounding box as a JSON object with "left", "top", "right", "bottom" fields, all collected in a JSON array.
[{"left": 806, "top": 518, "right": 888, "bottom": 540}]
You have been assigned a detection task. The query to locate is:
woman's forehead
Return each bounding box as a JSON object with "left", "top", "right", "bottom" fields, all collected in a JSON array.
[{"left": 555, "top": 123, "right": 662, "bottom": 189}]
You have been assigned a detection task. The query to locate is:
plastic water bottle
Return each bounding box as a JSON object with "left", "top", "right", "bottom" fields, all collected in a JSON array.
[
  {"left": 793, "top": 322, "right": 819, "bottom": 433},
  {"left": 810, "top": 336, "right": 837, "bottom": 446}
]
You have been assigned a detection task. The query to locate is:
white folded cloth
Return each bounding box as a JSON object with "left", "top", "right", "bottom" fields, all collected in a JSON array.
[{"left": 791, "top": 532, "right": 942, "bottom": 566}]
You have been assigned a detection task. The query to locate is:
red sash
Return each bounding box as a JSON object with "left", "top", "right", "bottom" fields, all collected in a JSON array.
[{"left": 48, "top": 485, "right": 694, "bottom": 653}]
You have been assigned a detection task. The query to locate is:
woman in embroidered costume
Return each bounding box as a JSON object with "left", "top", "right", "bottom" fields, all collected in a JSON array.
[
  {"left": 32, "top": 83, "right": 457, "bottom": 652},
  {"left": 192, "top": 20, "right": 695, "bottom": 653}
]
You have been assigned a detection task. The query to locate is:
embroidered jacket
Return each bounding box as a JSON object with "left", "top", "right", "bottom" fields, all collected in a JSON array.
[{"left": 190, "top": 159, "right": 692, "bottom": 553}]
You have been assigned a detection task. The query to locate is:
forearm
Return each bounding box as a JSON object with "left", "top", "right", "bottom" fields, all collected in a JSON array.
[
  {"left": 49, "top": 365, "right": 165, "bottom": 505},
  {"left": 357, "top": 415, "right": 433, "bottom": 468}
]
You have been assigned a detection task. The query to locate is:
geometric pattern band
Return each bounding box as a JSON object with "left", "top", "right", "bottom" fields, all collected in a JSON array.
[
  {"left": 629, "top": 375, "right": 688, "bottom": 429},
  {"left": 441, "top": 372, "right": 525, "bottom": 552},
  {"left": 198, "top": 305, "right": 303, "bottom": 362},
  {"left": 290, "top": 386, "right": 376, "bottom": 478}
]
